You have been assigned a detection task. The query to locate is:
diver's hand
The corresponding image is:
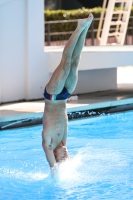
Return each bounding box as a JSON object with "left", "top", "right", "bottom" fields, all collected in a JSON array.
[{"left": 50, "top": 163, "right": 59, "bottom": 176}]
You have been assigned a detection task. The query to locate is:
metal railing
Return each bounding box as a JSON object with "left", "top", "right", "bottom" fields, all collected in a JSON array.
[{"left": 45, "top": 16, "right": 133, "bottom": 46}]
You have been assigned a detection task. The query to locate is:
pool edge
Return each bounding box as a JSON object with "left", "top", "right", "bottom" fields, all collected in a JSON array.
[{"left": 0, "top": 98, "right": 133, "bottom": 130}]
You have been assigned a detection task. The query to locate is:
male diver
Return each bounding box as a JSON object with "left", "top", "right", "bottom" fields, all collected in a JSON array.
[{"left": 42, "top": 13, "right": 94, "bottom": 171}]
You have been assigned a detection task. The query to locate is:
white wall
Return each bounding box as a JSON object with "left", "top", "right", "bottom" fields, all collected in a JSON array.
[
  {"left": 0, "top": 0, "right": 26, "bottom": 103},
  {"left": 73, "top": 68, "right": 117, "bottom": 94},
  {"left": 0, "top": 0, "right": 49, "bottom": 104},
  {"left": 46, "top": 46, "right": 133, "bottom": 72},
  {"left": 25, "top": 0, "right": 49, "bottom": 100}
]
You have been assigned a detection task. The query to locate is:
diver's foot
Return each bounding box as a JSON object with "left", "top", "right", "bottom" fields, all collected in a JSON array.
[{"left": 78, "top": 13, "right": 94, "bottom": 29}]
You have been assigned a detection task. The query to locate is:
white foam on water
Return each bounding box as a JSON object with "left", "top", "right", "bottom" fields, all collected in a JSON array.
[
  {"left": 55, "top": 145, "right": 130, "bottom": 189},
  {"left": 57, "top": 154, "right": 82, "bottom": 181},
  {"left": 0, "top": 167, "right": 48, "bottom": 181}
]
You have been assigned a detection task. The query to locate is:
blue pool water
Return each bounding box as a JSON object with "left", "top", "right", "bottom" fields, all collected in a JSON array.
[{"left": 0, "top": 110, "right": 133, "bottom": 199}]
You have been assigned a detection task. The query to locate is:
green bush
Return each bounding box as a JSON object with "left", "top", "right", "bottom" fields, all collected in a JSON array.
[
  {"left": 44, "top": 7, "right": 133, "bottom": 41},
  {"left": 44, "top": 7, "right": 103, "bottom": 20}
]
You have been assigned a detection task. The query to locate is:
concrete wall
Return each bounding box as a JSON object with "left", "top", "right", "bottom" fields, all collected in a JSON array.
[
  {"left": 0, "top": 0, "right": 49, "bottom": 104},
  {"left": 46, "top": 46, "right": 133, "bottom": 72},
  {"left": 73, "top": 68, "right": 117, "bottom": 94},
  {"left": 0, "top": 0, "right": 25, "bottom": 103}
]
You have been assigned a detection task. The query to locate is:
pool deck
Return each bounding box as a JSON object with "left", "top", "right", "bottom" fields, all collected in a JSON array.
[{"left": 0, "top": 86, "right": 133, "bottom": 130}]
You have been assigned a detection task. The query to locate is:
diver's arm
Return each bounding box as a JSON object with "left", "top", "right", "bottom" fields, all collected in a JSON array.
[
  {"left": 42, "top": 140, "right": 56, "bottom": 167},
  {"left": 62, "top": 128, "right": 68, "bottom": 146},
  {"left": 62, "top": 130, "right": 70, "bottom": 159}
]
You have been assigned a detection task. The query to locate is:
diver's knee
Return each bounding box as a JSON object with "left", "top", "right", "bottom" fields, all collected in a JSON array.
[{"left": 72, "top": 57, "right": 80, "bottom": 67}]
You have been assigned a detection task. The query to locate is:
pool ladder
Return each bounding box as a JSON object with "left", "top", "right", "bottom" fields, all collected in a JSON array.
[{"left": 97, "top": 0, "right": 133, "bottom": 45}]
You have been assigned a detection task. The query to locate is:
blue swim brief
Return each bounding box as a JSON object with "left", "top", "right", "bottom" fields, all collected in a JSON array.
[{"left": 43, "top": 87, "right": 70, "bottom": 101}]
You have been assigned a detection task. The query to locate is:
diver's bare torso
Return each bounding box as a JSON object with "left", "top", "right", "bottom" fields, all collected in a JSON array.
[{"left": 42, "top": 99, "right": 68, "bottom": 151}]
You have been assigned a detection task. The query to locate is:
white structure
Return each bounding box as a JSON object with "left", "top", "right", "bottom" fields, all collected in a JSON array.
[
  {"left": 0, "top": 0, "right": 133, "bottom": 104},
  {"left": 45, "top": 46, "right": 133, "bottom": 94},
  {"left": 97, "top": 0, "right": 133, "bottom": 45},
  {"left": 0, "top": 0, "right": 49, "bottom": 103}
]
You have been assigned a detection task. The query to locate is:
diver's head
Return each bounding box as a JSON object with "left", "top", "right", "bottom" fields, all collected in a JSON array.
[{"left": 54, "top": 144, "right": 69, "bottom": 163}]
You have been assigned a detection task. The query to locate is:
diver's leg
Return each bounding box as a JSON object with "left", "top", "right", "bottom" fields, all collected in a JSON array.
[
  {"left": 65, "top": 14, "right": 93, "bottom": 94},
  {"left": 46, "top": 14, "right": 93, "bottom": 94}
]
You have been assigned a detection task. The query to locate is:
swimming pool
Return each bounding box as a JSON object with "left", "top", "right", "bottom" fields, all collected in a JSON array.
[{"left": 0, "top": 110, "right": 133, "bottom": 199}]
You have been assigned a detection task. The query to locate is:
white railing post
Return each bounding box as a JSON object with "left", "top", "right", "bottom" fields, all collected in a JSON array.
[
  {"left": 120, "top": 0, "right": 133, "bottom": 44},
  {"left": 100, "top": 0, "right": 115, "bottom": 45}
]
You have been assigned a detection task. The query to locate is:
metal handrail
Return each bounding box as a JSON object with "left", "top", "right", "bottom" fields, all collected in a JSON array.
[
  {"left": 45, "top": 19, "right": 78, "bottom": 24},
  {"left": 44, "top": 16, "right": 133, "bottom": 46}
]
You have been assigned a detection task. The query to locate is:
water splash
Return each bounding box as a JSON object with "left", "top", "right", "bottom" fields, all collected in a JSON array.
[
  {"left": 53, "top": 144, "right": 130, "bottom": 190},
  {"left": 0, "top": 167, "right": 48, "bottom": 182}
]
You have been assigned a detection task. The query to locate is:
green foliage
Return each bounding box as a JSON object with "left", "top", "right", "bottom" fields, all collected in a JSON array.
[{"left": 44, "top": 7, "right": 102, "bottom": 21}]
